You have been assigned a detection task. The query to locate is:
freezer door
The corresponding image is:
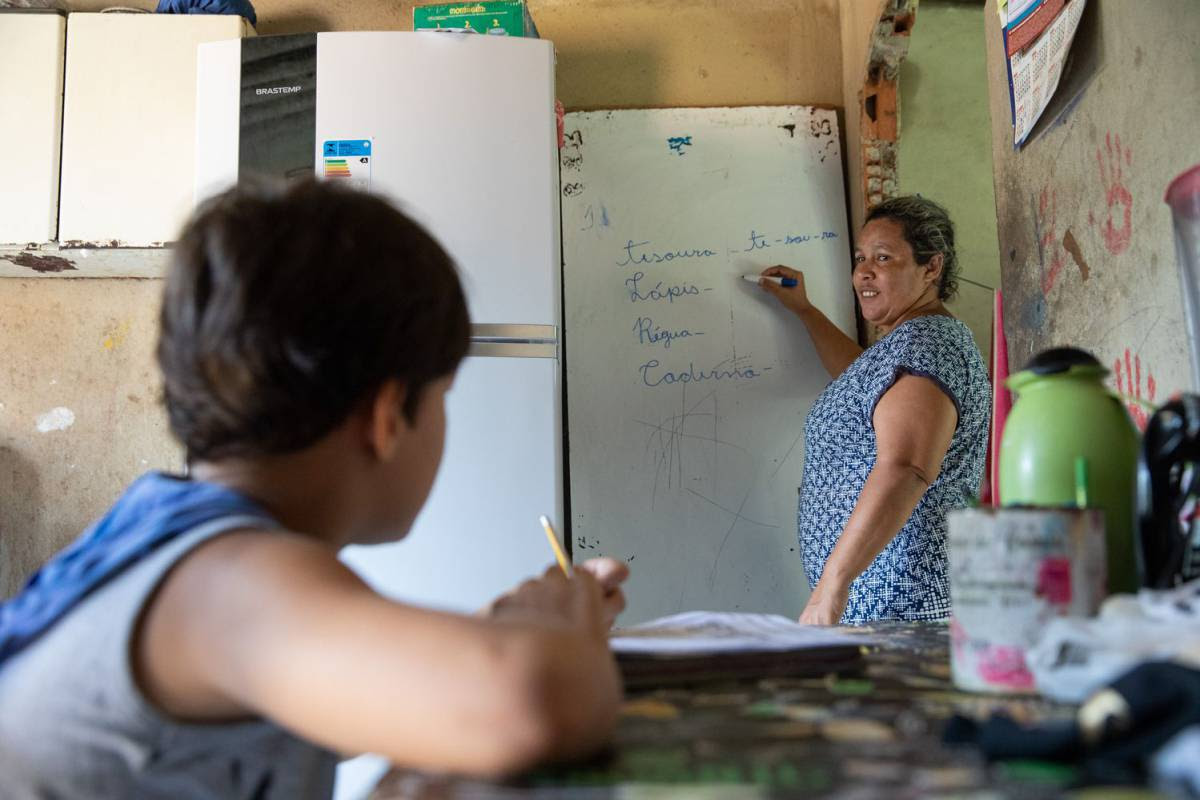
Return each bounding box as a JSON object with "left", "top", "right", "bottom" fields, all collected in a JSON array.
[
  {"left": 340, "top": 352, "right": 562, "bottom": 613},
  {"left": 59, "top": 14, "right": 252, "bottom": 245},
  {"left": 313, "top": 32, "right": 560, "bottom": 327},
  {"left": 0, "top": 11, "right": 64, "bottom": 245}
]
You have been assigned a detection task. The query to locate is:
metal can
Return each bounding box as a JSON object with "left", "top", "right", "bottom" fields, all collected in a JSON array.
[{"left": 948, "top": 506, "right": 1108, "bottom": 694}]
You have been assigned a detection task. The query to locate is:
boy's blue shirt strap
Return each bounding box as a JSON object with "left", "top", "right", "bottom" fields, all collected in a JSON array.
[{"left": 0, "top": 472, "right": 278, "bottom": 668}]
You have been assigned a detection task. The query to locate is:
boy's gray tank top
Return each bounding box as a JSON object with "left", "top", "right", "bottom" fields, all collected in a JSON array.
[{"left": 0, "top": 517, "right": 338, "bottom": 800}]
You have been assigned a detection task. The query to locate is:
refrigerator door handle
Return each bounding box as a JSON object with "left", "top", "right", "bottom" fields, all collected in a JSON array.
[
  {"left": 469, "top": 324, "right": 558, "bottom": 358},
  {"left": 470, "top": 323, "right": 557, "bottom": 343},
  {"left": 468, "top": 340, "right": 557, "bottom": 359}
]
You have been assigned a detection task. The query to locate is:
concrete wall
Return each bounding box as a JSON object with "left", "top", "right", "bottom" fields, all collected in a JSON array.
[
  {"left": 1, "top": 0, "right": 878, "bottom": 598},
  {"left": 899, "top": 0, "right": 1000, "bottom": 355},
  {"left": 0, "top": 280, "right": 179, "bottom": 597},
  {"left": 983, "top": 0, "right": 1200, "bottom": 428}
]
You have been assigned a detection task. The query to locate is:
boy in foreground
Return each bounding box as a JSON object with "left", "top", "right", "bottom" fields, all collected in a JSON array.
[{"left": 0, "top": 181, "right": 627, "bottom": 799}]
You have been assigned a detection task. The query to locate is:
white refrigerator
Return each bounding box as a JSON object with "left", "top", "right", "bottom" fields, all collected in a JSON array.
[{"left": 194, "top": 32, "right": 564, "bottom": 614}]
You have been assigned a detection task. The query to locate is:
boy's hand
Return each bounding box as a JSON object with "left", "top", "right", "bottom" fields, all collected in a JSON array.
[
  {"left": 486, "top": 568, "right": 603, "bottom": 637},
  {"left": 486, "top": 557, "right": 630, "bottom": 634},
  {"left": 576, "top": 557, "right": 628, "bottom": 629}
]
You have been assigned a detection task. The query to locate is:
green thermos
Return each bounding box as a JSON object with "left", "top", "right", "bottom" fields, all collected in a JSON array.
[{"left": 998, "top": 347, "right": 1140, "bottom": 594}]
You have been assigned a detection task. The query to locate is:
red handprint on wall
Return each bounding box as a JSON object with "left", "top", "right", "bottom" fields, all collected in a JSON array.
[
  {"left": 1037, "top": 186, "right": 1067, "bottom": 295},
  {"left": 1113, "top": 347, "right": 1156, "bottom": 431},
  {"left": 1092, "top": 132, "right": 1133, "bottom": 255}
]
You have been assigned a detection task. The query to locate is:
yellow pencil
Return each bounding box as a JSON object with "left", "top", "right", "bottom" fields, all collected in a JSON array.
[{"left": 539, "top": 515, "right": 572, "bottom": 576}]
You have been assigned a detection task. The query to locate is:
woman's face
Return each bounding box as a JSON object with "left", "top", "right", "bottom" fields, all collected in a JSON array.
[{"left": 852, "top": 218, "right": 942, "bottom": 331}]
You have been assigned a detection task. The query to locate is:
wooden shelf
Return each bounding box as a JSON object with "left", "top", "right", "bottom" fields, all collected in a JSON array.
[{"left": 0, "top": 243, "right": 170, "bottom": 278}]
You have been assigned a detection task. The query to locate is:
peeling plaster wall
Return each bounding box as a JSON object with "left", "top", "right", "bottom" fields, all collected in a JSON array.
[
  {"left": 840, "top": 0, "right": 915, "bottom": 345},
  {"left": 983, "top": 0, "right": 1200, "bottom": 431},
  {"left": 2, "top": 0, "right": 854, "bottom": 598},
  {"left": 840, "top": 0, "right": 892, "bottom": 239},
  {"left": 858, "top": 1, "right": 915, "bottom": 213}
]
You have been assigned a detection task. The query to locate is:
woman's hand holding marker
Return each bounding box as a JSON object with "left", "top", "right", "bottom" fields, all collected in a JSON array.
[
  {"left": 742, "top": 274, "right": 797, "bottom": 287},
  {"left": 757, "top": 265, "right": 813, "bottom": 316}
]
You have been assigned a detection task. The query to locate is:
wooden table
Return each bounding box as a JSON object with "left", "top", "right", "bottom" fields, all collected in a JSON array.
[{"left": 371, "top": 622, "right": 1156, "bottom": 799}]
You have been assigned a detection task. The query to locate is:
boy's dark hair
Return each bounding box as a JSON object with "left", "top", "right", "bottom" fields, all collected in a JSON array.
[
  {"left": 865, "top": 195, "right": 960, "bottom": 301},
  {"left": 158, "top": 180, "right": 470, "bottom": 461}
]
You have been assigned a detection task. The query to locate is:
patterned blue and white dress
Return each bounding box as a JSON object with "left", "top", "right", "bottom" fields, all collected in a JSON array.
[{"left": 799, "top": 314, "right": 991, "bottom": 623}]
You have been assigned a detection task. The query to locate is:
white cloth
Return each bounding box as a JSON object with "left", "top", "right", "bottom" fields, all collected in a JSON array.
[
  {"left": 1026, "top": 579, "right": 1200, "bottom": 702},
  {"left": 1151, "top": 725, "right": 1200, "bottom": 796}
]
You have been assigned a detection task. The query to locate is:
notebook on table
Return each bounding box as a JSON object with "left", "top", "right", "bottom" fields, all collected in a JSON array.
[{"left": 610, "top": 611, "right": 867, "bottom": 688}]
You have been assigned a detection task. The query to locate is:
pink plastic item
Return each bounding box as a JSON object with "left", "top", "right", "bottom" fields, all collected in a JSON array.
[
  {"left": 989, "top": 290, "right": 1012, "bottom": 504},
  {"left": 1165, "top": 164, "right": 1200, "bottom": 390}
]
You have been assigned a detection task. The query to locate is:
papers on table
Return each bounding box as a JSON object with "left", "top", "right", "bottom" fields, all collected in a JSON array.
[{"left": 609, "top": 610, "right": 865, "bottom": 656}]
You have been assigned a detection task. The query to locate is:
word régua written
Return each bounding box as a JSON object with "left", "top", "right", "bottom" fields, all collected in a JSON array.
[{"left": 633, "top": 316, "right": 704, "bottom": 349}]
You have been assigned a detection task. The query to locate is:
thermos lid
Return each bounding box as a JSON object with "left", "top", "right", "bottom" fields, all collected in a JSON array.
[
  {"left": 1008, "top": 347, "right": 1107, "bottom": 391},
  {"left": 1022, "top": 346, "right": 1103, "bottom": 376}
]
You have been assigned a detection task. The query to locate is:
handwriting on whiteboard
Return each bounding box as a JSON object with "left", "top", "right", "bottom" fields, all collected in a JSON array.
[
  {"left": 633, "top": 317, "right": 705, "bottom": 349},
  {"left": 616, "top": 231, "right": 839, "bottom": 268},
  {"left": 624, "top": 272, "right": 711, "bottom": 304},
  {"left": 638, "top": 356, "right": 771, "bottom": 388}
]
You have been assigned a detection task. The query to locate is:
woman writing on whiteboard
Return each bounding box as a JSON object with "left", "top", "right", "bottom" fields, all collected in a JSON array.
[{"left": 759, "top": 196, "right": 990, "bottom": 625}]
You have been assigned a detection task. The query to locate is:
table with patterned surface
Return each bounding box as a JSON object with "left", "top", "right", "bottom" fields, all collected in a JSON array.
[{"left": 371, "top": 622, "right": 1162, "bottom": 799}]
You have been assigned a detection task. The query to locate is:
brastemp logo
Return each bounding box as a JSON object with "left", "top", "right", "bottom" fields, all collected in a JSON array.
[{"left": 256, "top": 86, "right": 304, "bottom": 96}]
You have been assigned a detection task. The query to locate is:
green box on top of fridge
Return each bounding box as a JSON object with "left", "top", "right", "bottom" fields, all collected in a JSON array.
[{"left": 412, "top": 1, "right": 539, "bottom": 38}]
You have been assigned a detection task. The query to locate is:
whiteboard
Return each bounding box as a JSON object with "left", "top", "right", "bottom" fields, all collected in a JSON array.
[{"left": 561, "top": 106, "right": 855, "bottom": 624}]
